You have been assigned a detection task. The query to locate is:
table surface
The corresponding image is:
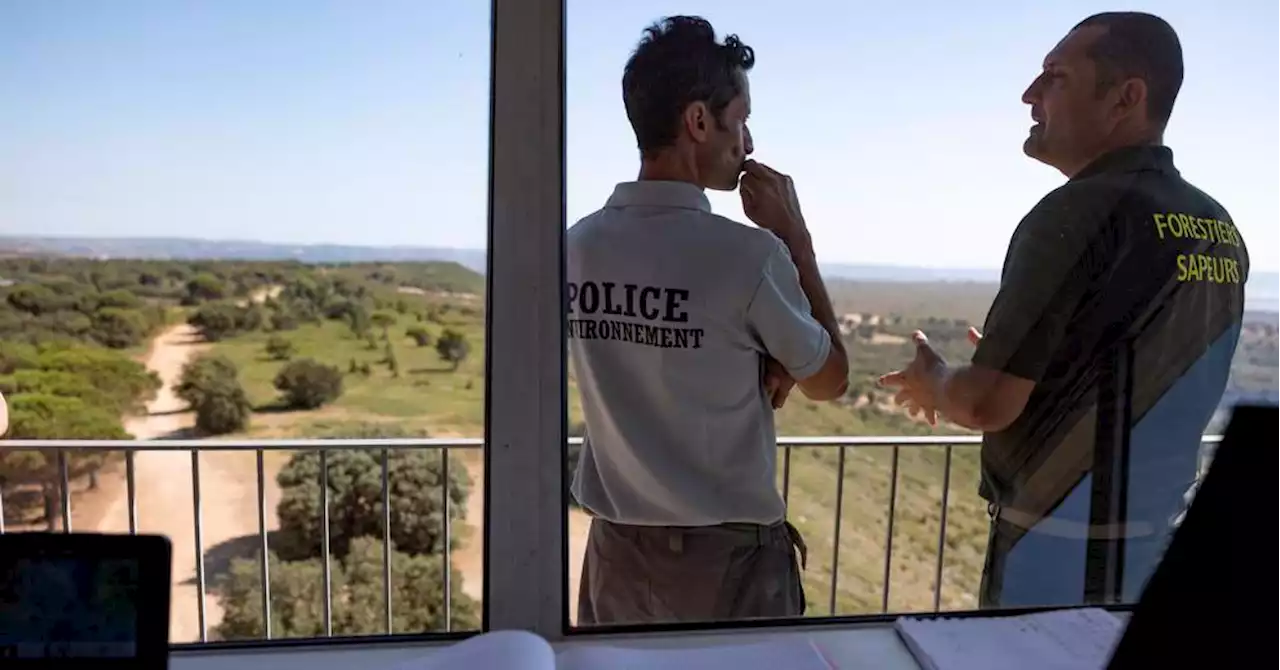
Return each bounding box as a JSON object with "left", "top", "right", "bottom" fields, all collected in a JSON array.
[{"left": 170, "top": 624, "right": 919, "bottom": 670}]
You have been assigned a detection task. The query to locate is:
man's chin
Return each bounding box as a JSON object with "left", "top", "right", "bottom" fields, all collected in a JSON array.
[
  {"left": 706, "top": 175, "right": 740, "bottom": 192},
  {"left": 1022, "top": 136, "right": 1050, "bottom": 163}
]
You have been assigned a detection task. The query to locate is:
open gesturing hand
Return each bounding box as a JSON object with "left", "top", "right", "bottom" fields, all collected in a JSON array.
[
  {"left": 878, "top": 331, "right": 945, "bottom": 425},
  {"left": 878, "top": 327, "right": 981, "bottom": 426}
]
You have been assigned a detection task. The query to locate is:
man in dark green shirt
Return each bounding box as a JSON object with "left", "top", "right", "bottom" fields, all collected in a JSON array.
[{"left": 880, "top": 12, "right": 1249, "bottom": 607}]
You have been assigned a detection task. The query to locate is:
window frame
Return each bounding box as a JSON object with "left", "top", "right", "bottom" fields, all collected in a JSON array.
[{"left": 482, "top": 0, "right": 570, "bottom": 640}]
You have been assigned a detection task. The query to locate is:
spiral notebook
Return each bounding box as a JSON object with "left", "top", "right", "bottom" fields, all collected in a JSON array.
[{"left": 894, "top": 607, "right": 1124, "bottom": 670}]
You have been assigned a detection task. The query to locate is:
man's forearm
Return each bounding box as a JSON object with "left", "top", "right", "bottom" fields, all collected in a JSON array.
[
  {"left": 784, "top": 235, "right": 846, "bottom": 356},
  {"left": 932, "top": 364, "right": 1024, "bottom": 433},
  {"left": 932, "top": 366, "right": 985, "bottom": 430}
]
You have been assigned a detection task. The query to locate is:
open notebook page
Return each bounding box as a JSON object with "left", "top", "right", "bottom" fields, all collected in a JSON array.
[
  {"left": 554, "top": 635, "right": 833, "bottom": 670},
  {"left": 894, "top": 607, "right": 1124, "bottom": 670},
  {"left": 388, "top": 629, "right": 555, "bottom": 670}
]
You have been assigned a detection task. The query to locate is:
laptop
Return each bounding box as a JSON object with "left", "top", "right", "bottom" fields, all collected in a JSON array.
[
  {"left": 1106, "top": 403, "right": 1273, "bottom": 668},
  {"left": 0, "top": 533, "right": 171, "bottom": 669}
]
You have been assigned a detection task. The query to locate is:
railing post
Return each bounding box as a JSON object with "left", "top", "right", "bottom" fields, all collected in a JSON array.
[
  {"left": 1086, "top": 342, "right": 1134, "bottom": 603},
  {"left": 484, "top": 0, "right": 567, "bottom": 638}
]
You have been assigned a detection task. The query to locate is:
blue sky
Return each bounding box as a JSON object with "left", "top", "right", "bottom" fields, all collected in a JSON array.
[{"left": 1, "top": 0, "right": 1276, "bottom": 272}]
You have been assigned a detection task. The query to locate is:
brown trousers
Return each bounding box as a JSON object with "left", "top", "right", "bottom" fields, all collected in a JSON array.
[{"left": 576, "top": 518, "right": 808, "bottom": 625}]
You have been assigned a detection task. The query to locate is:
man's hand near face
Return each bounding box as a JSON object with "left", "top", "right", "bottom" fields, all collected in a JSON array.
[
  {"left": 739, "top": 160, "right": 809, "bottom": 245},
  {"left": 737, "top": 159, "right": 850, "bottom": 402}
]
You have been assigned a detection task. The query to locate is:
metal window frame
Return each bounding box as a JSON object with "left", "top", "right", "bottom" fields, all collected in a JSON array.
[{"left": 483, "top": 0, "right": 568, "bottom": 640}]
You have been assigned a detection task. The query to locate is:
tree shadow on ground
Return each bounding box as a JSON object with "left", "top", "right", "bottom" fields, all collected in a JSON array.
[
  {"left": 150, "top": 427, "right": 201, "bottom": 440},
  {"left": 185, "top": 530, "right": 284, "bottom": 594},
  {"left": 407, "top": 366, "right": 453, "bottom": 375},
  {"left": 252, "top": 402, "right": 297, "bottom": 414}
]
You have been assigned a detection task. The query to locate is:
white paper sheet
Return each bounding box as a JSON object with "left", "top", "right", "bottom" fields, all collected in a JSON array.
[{"left": 894, "top": 607, "right": 1124, "bottom": 670}]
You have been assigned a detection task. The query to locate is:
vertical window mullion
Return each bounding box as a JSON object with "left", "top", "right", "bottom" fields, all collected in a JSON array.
[{"left": 483, "top": 0, "right": 567, "bottom": 640}]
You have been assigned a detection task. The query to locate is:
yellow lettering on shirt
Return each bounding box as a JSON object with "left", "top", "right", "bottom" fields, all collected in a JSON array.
[{"left": 1154, "top": 212, "right": 1243, "bottom": 284}]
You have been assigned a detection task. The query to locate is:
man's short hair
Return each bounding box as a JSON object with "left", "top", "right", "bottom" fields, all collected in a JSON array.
[
  {"left": 1074, "top": 12, "right": 1184, "bottom": 129},
  {"left": 621, "top": 16, "right": 755, "bottom": 156}
]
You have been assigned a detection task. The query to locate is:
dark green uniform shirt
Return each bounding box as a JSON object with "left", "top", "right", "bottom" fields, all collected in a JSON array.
[{"left": 972, "top": 145, "right": 1249, "bottom": 521}]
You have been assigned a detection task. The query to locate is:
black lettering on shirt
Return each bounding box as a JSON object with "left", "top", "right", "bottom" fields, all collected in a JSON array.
[
  {"left": 638, "top": 286, "right": 661, "bottom": 320},
  {"left": 567, "top": 281, "right": 703, "bottom": 349},
  {"left": 601, "top": 282, "right": 625, "bottom": 316}
]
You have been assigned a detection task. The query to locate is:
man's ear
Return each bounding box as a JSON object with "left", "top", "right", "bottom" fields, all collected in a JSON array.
[
  {"left": 683, "top": 101, "right": 710, "bottom": 144},
  {"left": 1111, "top": 77, "right": 1148, "bottom": 123}
]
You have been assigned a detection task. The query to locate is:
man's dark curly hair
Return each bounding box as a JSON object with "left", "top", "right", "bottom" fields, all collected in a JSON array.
[{"left": 621, "top": 16, "right": 755, "bottom": 157}]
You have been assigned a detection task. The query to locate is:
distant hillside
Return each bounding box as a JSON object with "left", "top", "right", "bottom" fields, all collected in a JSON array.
[
  {"left": 822, "top": 263, "right": 999, "bottom": 283},
  {"left": 1, "top": 236, "right": 999, "bottom": 283},
  {"left": 2, "top": 235, "right": 1275, "bottom": 312},
  {"left": 0, "top": 236, "right": 488, "bottom": 274}
]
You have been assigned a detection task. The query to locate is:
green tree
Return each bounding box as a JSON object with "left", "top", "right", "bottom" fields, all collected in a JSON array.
[
  {"left": 370, "top": 311, "right": 397, "bottom": 339},
  {"left": 273, "top": 447, "right": 470, "bottom": 561},
  {"left": 1, "top": 394, "right": 126, "bottom": 529},
  {"left": 6, "top": 284, "right": 65, "bottom": 316},
  {"left": 269, "top": 309, "right": 299, "bottom": 332},
  {"left": 214, "top": 538, "right": 477, "bottom": 640},
  {"left": 274, "top": 358, "right": 343, "bottom": 410},
  {"left": 188, "top": 301, "right": 243, "bottom": 342},
  {"left": 34, "top": 343, "right": 160, "bottom": 415},
  {"left": 90, "top": 307, "right": 150, "bottom": 349},
  {"left": 0, "top": 369, "right": 115, "bottom": 414},
  {"left": 176, "top": 354, "right": 252, "bottom": 436},
  {"left": 265, "top": 336, "right": 296, "bottom": 361},
  {"left": 95, "top": 289, "right": 143, "bottom": 310},
  {"left": 435, "top": 329, "right": 470, "bottom": 371},
  {"left": 404, "top": 326, "right": 432, "bottom": 347},
  {"left": 175, "top": 355, "right": 239, "bottom": 408},
  {"left": 192, "top": 385, "right": 252, "bottom": 436},
  {"left": 184, "top": 273, "right": 227, "bottom": 304},
  {"left": 382, "top": 342, "right": 400, "bottom": 377}
]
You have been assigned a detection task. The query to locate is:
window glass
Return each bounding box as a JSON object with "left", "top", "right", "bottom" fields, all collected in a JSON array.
[
  {"left": 0, "top": 1, "right": 490, "bottom": 642},
  {"left": 565, "top": 0, "right": 1276, "bottom": 628}
]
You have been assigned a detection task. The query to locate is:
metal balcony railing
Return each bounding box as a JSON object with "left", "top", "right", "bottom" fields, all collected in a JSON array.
[{"left": 0, "top": 434, "right": 1221, "bottom": 647}]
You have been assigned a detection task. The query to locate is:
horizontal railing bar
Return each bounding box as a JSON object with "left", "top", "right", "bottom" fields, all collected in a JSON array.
[
  {"left": 0, "top": 438, "right": 488, "bottom": 450},
  {"left": 0, "top": 433, "right": 1223, "bottom": 451}
]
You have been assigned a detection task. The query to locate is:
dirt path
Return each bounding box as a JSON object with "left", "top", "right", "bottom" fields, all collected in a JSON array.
[
  {"left": 450, "top": 452, "right": 591, "bottom": 625},
  {"left": 98, "top": 321, "right": 282, "bottom": 643}
]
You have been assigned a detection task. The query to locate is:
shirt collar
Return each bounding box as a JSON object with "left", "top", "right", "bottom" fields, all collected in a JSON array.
[
  {"left": 1072, "top": 144, "right": 1178, "bottom": 181},
  {"left": 605, "top": 180, "right": 712, "bottom": 213}
]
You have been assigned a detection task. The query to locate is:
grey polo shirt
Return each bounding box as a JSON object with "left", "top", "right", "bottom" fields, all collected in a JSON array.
[{"left": 567, "top": 180, "right": 832, "bottom": 526}]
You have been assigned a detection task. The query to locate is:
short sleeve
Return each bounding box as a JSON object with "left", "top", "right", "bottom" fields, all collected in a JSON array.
[
  {"left": 745, "top": 239, "right": 832, "bottom": 380},
  {"left": 972, "top": 187, "right": 1111, "bottom": 382}
]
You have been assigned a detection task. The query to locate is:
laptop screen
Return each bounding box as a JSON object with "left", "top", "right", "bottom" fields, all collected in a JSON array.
[{"left": 0, "top": 555, "right": 141, "bottom": 659}]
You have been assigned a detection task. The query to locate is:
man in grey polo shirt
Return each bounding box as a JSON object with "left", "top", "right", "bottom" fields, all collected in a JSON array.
[{"left": 568, "top": 16, "right": 849, "bottom": 625}]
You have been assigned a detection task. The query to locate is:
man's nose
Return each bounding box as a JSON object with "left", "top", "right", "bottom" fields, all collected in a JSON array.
[
  {"left": 743, "top": 126, "right": 754, "bottom": 155},
  {"left": 1021, "top": 76, "right": 1041, "bottom": 106}
]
